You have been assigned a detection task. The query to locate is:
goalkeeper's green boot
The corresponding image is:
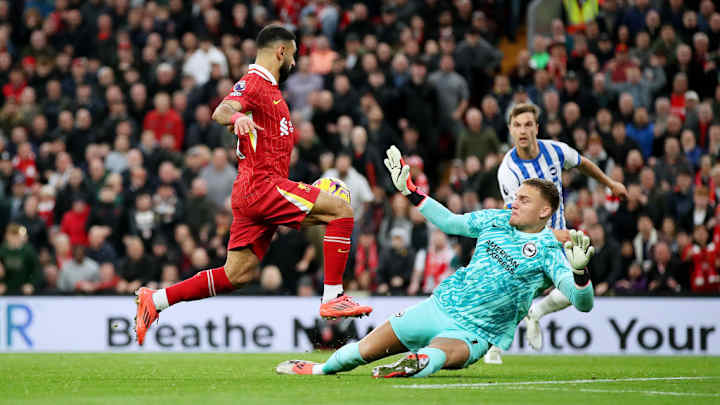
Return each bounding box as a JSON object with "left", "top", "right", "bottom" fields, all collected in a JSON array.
[{"left": 372, "top": 353, "right": 429, "bottom": 378}]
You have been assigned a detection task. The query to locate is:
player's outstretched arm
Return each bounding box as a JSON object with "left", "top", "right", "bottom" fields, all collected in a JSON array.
[
  {"left": 578, "top": 156, "right": 628, "bottom": 199},
  {"left": 384, "top": 146, "right": 475, "bottom": 237},
  {"left": 549, "top": 230, "right": 595, "bottom": 312}
]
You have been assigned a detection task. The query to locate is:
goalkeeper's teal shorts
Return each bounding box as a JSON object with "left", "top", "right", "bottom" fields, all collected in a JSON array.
[{"left": 389, "top": 295, "right": 489, "bottom": 367}]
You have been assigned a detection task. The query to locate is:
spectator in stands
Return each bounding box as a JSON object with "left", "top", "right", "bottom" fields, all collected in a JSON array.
[
  {"left": 142, "top": 92, "right": 184, "bottom": 151},
  {"left": 199, "top": 148, "right": 235, "bottom": 208},
  {"left": 683, "top": 224, "right": 720, "bottom": 293},
  {"left": 116, "top": 236, "right": 155, "bottom": 294},
  {"left": 408, "top": 228, "right": 454, "bottom": 296},
  {"left": 322, "top": 149, "right": 373, "bottom": 222},
  {"left": 428, "top": 54, "right": 469, "bottom": 141},
  {"left": 647, "top": 240, "right": 683, "bottom": 295},
  {"left": 58, "top": 245, "right": 99, "bottom": 293},
  {"left": 587, "top": 223, "right": 622, "bottom": 296},
  {"left": 614, "top": 262, "right": 648, "bottom": 295},
  {"left": 0, "top": 223, "right": 40, "bottom": 295},
  {"left": 376, "top": 227, "right": 414, "bottom": 296},
  {"left": 455, "top": 107, "right": 499, "bottom": 162}
]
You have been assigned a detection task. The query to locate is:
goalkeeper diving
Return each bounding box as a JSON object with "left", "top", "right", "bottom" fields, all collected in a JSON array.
[{"left": 276, "top": 146, "right": 595, "bottom": 378}]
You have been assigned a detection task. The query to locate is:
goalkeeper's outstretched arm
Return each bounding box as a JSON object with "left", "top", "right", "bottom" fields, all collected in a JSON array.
[{"left": 383, "top": 146, "right": 476, "bottom": 237}]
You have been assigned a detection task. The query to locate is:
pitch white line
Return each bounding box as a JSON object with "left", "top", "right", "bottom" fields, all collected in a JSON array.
[
  {"left": 506, "top": 386, "right": 720, "bottom": 398},
  {"left": 396, "top": 376, "right": 719, "bottom": 389}
]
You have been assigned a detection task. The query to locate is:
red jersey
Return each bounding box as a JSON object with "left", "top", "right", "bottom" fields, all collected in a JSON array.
[{"left": 223, "top": 64, "right": 295, "bottom": 188}]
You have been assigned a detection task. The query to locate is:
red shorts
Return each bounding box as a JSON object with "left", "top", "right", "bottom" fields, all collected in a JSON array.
[{"left": 229, "top": 177, "right": 321, "bottom": 259}]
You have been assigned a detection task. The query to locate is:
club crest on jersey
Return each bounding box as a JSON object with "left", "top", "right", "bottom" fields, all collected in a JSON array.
[
  {"left": 522, "top": 242, "right": 538, "bottom": 258},
  {"left": 297, "top": 183, "right": 310, "bottom": 192},
  {"left": 549, "top": 167, "right": 558, "bottom": 177}
]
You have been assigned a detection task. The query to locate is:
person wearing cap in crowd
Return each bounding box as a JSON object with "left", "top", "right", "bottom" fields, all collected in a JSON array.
[
  {"left": 560, "top": 70, "right": 596, "bottom": 113},
  {"left": 593, "top": 32, "right": 615, "bottom": 66}
]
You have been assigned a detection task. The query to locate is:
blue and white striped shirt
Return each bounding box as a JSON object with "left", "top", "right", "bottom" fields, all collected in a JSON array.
[{"left": 497, "top": 140, "right": 581, "bottom": 230}]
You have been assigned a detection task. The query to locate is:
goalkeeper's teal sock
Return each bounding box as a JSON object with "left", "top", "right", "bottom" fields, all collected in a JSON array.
[
  {"left": 412, "top": 347, "right": 447, "bottom": 378},
  {"left": 320, "top": 342, "right": 366, "bottom": 374}
]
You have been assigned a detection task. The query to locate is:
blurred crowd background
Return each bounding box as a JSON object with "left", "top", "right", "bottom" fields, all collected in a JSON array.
[{"left": 0, "top": 0, "right": 718, "bottom": 301}]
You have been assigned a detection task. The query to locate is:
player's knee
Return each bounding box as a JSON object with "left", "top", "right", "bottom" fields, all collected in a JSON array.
[
  {"left": 335, "top": 200, "right": 353, "bottom": 219},
  {"left": 224, "top": 261, "right": 257, "bottom": 287}
]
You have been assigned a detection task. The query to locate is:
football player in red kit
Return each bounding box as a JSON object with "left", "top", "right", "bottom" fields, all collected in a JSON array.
[{"left": 134, "top": 25, "right": 371, "bottom": 345}]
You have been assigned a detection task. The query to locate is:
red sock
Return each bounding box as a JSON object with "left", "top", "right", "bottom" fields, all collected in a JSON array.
[
  {"left": 166, "top": 267, "right": 235, "bottom": 306},
  {"left": 323, "top": 217, "right": 354, "bottom": 285}
]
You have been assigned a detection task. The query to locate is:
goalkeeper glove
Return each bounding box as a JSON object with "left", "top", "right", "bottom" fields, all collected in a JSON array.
[
  {"left": 563, "top": 229, "right": 595, "bottom": 273},
  {"left": 384, "top": 145, "right": 425, "bottom": 204}
]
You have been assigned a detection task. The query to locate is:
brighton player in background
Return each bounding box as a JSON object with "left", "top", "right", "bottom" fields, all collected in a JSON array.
[
  {"left": 134, "top": 25, "right": 371, "bottom": 345},
  {"left": 276, "top": 146, "right": 595, "bottom": 378},
  {"left": 484, "top": 103, "right": 628, "bottom": 364}
]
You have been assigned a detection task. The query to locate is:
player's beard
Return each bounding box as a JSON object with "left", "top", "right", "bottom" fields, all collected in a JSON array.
[{"left": 278, "top": 61, "right": 292, "bottom": 84}]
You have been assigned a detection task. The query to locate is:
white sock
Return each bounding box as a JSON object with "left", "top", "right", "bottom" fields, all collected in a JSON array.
[
  {"left": 322, "top": 284, "right": 344, "bottom": 303},
  {"left": 312, "top": 363, "right": 326, "bottom": 375},
  {"left": 152, "top": 289, "right": 169, "bottom": 311},
  {"left": 530, "top": 288, "right": 571, "bottom": 320}
]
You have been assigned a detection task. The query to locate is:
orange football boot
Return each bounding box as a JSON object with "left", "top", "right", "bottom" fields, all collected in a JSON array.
[
  {"left": 134, "top": 287, "right": 159, "bottom": 345},
  {"left": 319, "top": 295, "right": 373, "bottom": 319}
]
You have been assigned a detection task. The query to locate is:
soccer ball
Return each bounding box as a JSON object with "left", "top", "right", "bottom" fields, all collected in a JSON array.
[{"left": 312, "top": 177, "right": 351, "bottom": 204}]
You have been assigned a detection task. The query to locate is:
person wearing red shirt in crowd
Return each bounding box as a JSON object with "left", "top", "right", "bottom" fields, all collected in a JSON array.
[
  {"left": 2, "top": 68, "right": 26, "bottom": 101},
  {"left": 684, "top": 224, "right": 720, "bottom": 293},
  {"left": 408, "top": 229, "right": 454, "bottom": 295},
  {"left": 60, "top": 198, "right": 90, "bottom": 247},
  {"left": 12, "top": 142, "right": 37, "bottom": 187},
  {"left": 142, "top": 92, "right": 184, "bottom": 151},
  {"left": 134, "top": 25, "right": 371, "bottom": 346},
  {"left": 406, "top": 155, "right": 429, "bottom": 195},
  {"left": 354, "top": 230, "right": 379, "bottom": 292},
  {"left": 606, "top": 44, "right": 637, "bottom": 84}
]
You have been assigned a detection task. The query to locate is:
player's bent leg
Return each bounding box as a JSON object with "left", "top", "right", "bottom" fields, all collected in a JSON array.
[
  {"left": 526, "top": 288, "right": 571, "bottom": 350},
  {"left": 277, "top": 321, "right": 407, "bottom": 376},
  {"left": 304, "top": 191, "right": 372, "bottom": 318},
  {"left": 223, "top": 247, "right": 260, "bottom": 287},
  {"left": 134, "top": 248, "right": 258, "bottom": 345}
]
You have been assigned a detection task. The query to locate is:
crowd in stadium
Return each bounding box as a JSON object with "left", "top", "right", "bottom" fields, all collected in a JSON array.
[{"left": 0, "top": 0, "right": 717, "bottom": 298}]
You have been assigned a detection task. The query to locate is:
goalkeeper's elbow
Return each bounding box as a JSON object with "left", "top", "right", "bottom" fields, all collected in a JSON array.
[{"left": 574, "top": 296, "right": 594, "bottom": 313}]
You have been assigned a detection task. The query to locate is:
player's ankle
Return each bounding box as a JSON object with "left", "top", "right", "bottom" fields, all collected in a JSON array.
[
  {"left": 312, "top": 364, "right": 326, "bottom": 375},
  {"left": 152, "top": 289, "right": 169, "bottom": 311},
  {"left": 321, "top": 284, "right": 344, "bottom": 304}
]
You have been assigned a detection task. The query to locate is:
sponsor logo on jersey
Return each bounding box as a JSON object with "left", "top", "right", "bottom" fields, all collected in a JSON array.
[
  {"left": 297, "top": 183, "right": 310, "bottom": 192},
  {"left": 273, "top": 99, "right": 282, "bottom": 105},
  {"left": 522, "top": 242, "right": 538, "bottom": 258},
  {"left": 485, "top": 240, "right": 519, "bottom": 274}
]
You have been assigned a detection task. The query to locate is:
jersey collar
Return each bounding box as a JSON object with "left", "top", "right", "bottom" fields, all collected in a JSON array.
[{"left": 248, "top": 64, "right": 278, "bottom": 86}]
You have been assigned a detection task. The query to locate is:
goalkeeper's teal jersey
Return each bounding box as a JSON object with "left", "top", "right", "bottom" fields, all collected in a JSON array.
[{"left": 432, "top": 209, "right": 575, "bottom": 350}]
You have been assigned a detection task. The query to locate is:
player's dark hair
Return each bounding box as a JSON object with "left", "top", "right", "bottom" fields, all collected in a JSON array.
[
  {"left": 522, "top": 178, "right": 560, "bottom": 214},
  {"left": 256, "top": 25, "right": 296, "bottom": 49},
  {"left": 508, "top": 103, "right": 540, "bottom": 125}
]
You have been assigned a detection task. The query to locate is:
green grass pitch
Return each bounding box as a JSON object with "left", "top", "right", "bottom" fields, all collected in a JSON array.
[{"left": 1, "top": 353, "right": 718, "bottom": 405}]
